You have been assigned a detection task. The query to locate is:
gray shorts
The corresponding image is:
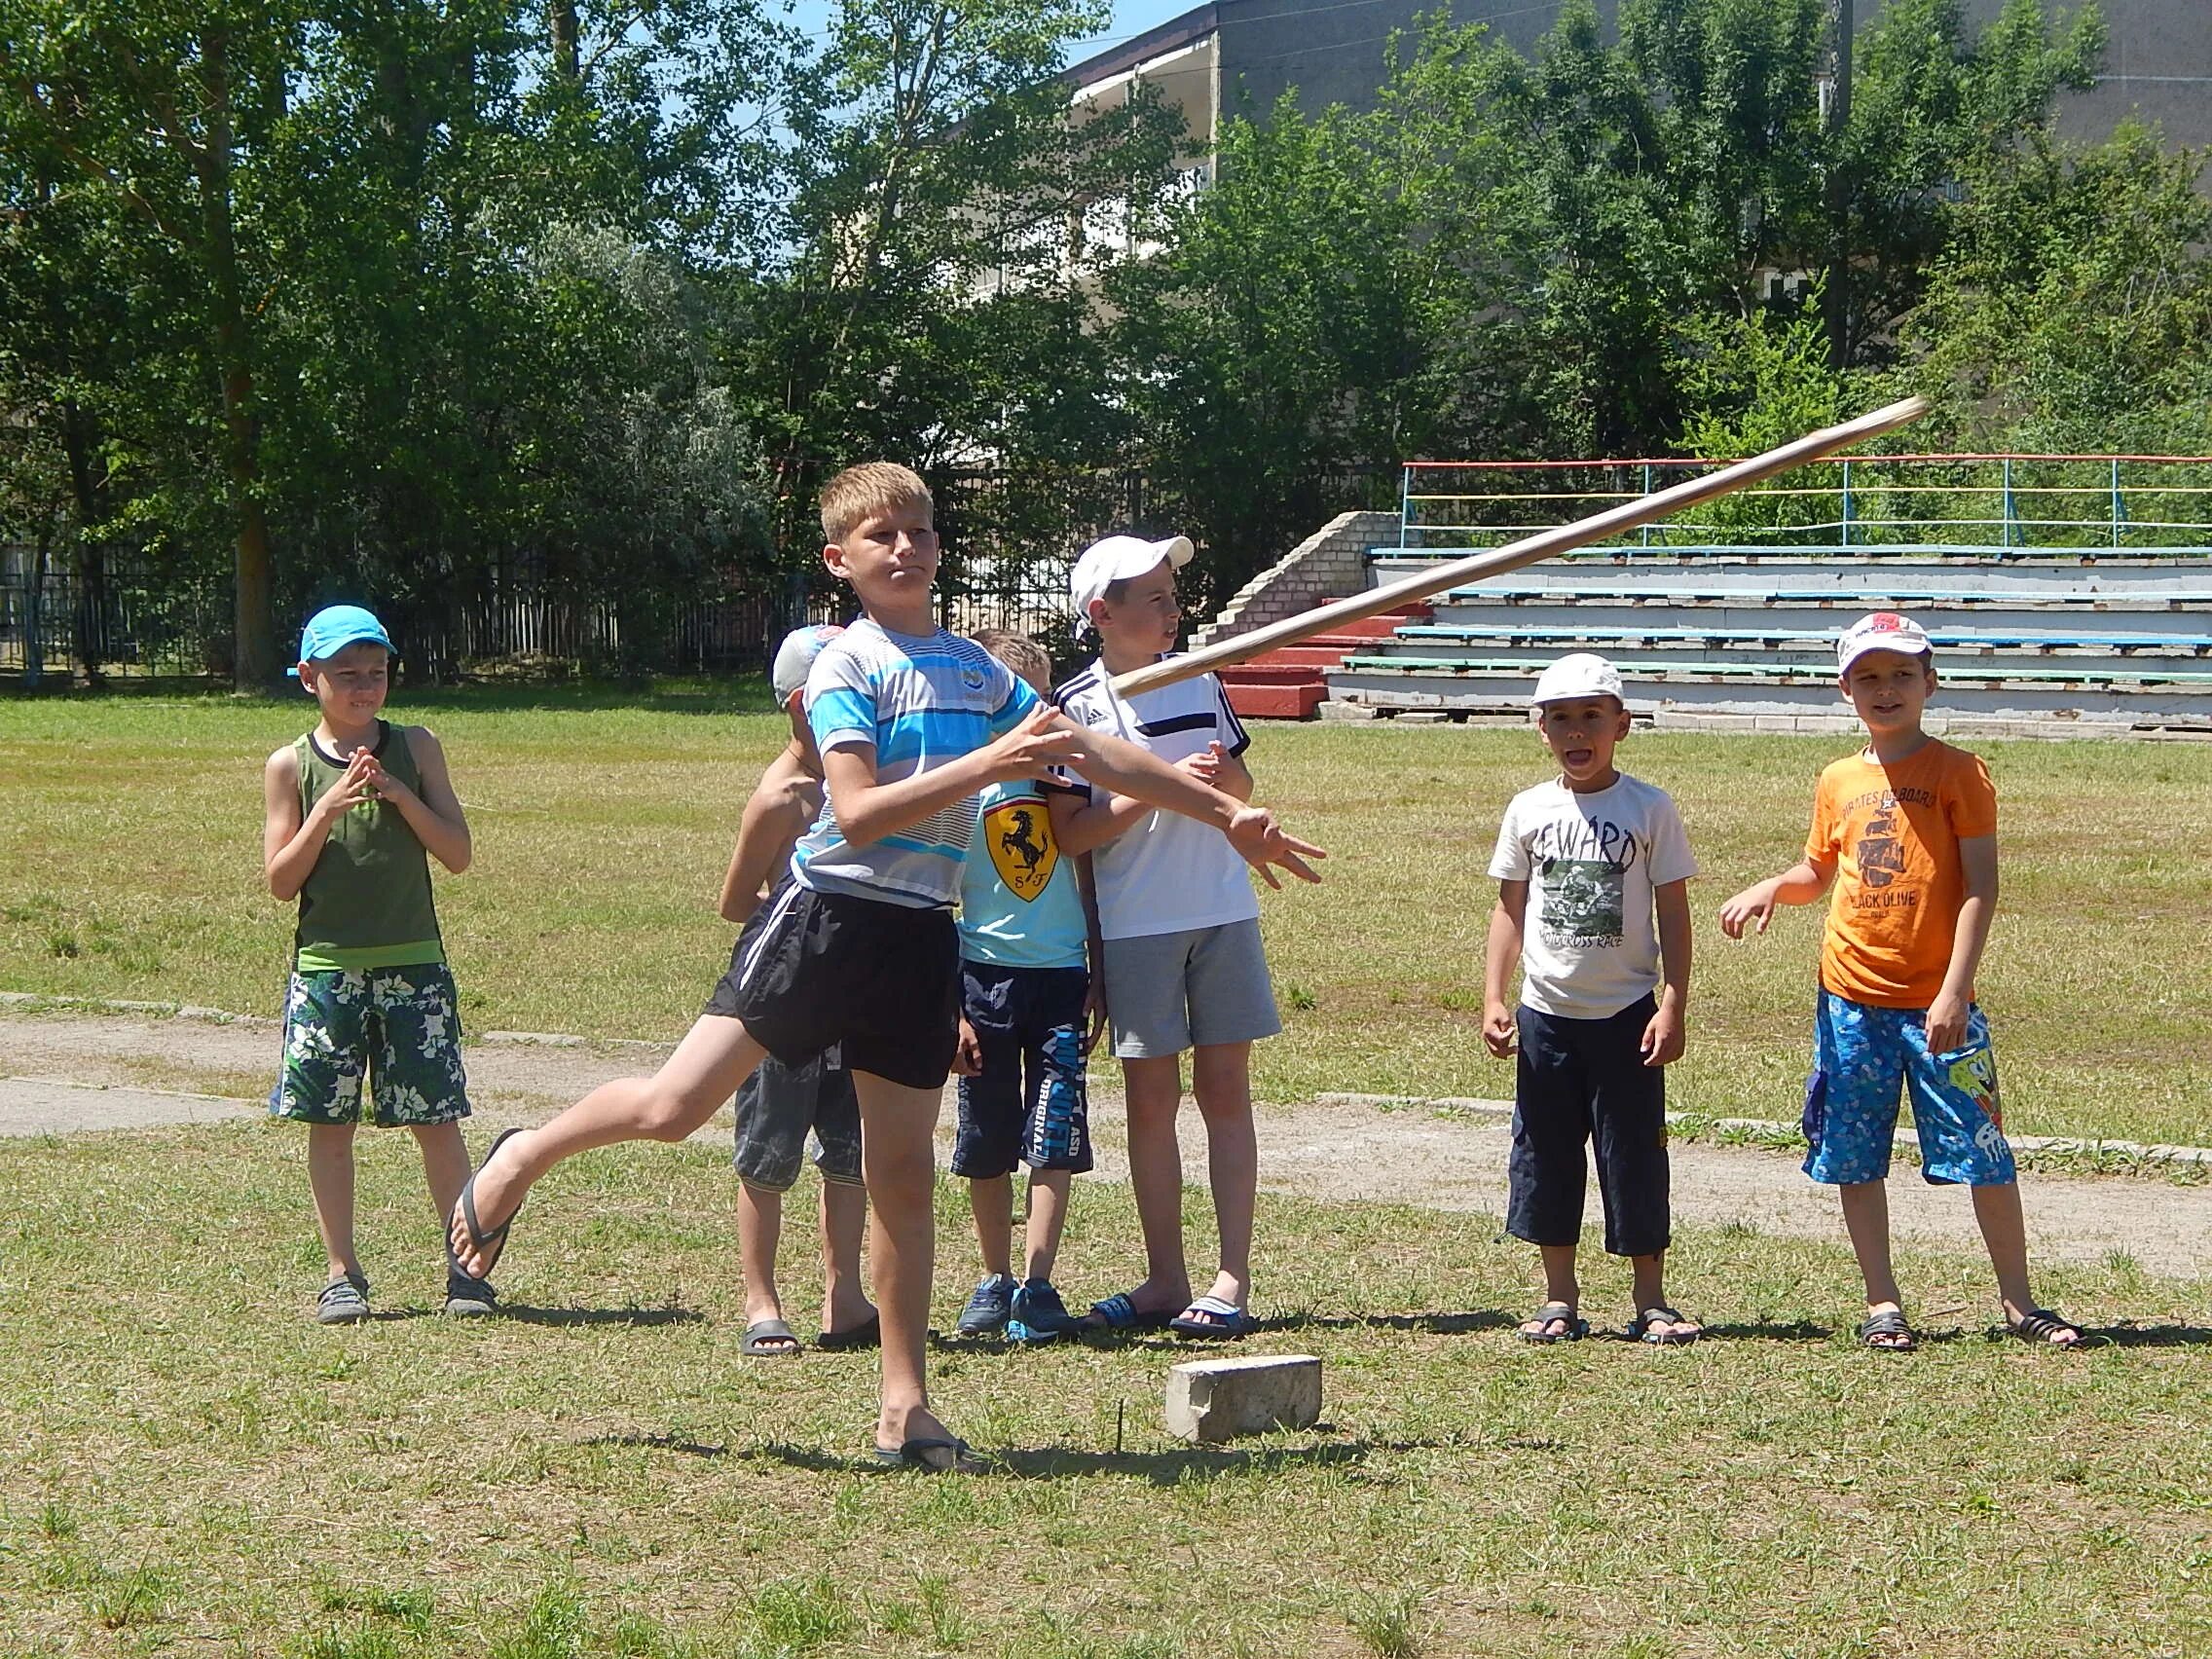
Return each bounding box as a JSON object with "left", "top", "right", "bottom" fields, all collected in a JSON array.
[
  {"left": 1098, "top": 919, "right": 1280, "bottom": 1059},
  {"left": 732, "top": 1045, "right": 864, "bottom": 1193}
]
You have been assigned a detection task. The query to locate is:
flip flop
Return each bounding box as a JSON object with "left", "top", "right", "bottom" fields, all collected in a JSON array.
[
  {"left": 1083, "top": 1291, "right": 1175, "bottom": 1332},
  {"left": 742, "top": 1318, "right": 801, "bottom": 1358},
  {"left": 816, "top": 1312, "right": 880, "bottom": 1351},
  {"left": 1629, "top": 1306, "right": 1703, "bottom": 1346},
  {"left": 1168, "top": 1295, "right": 1254, "bottom": 1339},
  {"left": 453, "top": 1126, "right": 529, "bottom": 1278},
  {"left": 872, "top": 1436, "right": 982, "bottom": 1473},
  {"left": 1517, "top": 1301, "right": 1588, "bottom": 1345},
  {"left": 1858, "top": 1309, "right": 1917, "bottom": 1351}
]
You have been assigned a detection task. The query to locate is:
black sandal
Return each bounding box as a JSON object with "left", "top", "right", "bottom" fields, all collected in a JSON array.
[
  {"left": 1858, "top": 1309, "right": 1916, "bottom": 1351},
  {"left": 2008, "top": 1308, "right": 2085, "bottom": 1347}
]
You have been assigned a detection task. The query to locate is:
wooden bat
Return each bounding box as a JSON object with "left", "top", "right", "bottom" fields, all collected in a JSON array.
[{"left": 1109, "top": 395, "right": 1930, "bottom": 699}]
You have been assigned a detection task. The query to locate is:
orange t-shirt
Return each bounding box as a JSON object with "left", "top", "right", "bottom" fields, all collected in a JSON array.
[{"left": 1805, "top": 741, "right": 1997, "bottom": 1009}]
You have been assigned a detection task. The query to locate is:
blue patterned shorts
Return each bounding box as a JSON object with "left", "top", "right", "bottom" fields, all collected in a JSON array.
[
  {"left": 270, "top": 963, "right": 471, "bottom": 1127},
  {"left": 1802, "top": 989, "right": 2013, "bottom": 1187}
]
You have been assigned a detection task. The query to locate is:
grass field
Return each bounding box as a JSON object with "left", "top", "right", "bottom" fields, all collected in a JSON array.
[
  {"left": 5, "top": 1121, "right": 2212, "bottom": 1658},
  {"left": 4, "top": 684, "right": 2210, "bottom": 1145}
]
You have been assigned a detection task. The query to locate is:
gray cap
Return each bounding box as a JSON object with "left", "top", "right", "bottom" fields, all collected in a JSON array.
[{"left": 771, "top": 624, "right": 845, "bottom": 704}]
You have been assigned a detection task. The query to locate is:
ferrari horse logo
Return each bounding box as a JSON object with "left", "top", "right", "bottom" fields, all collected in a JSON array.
[{"left": 984, "top": 800, "right": 1057, "bottom": 902}]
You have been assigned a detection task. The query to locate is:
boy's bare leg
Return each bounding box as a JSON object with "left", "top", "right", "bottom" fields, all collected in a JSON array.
[
  {"left": 1970, "top": 1181, "right": 2077, "bottom": 1342},
  {"left": 1023, "top": 1170, "right": 1072, "bottom": 1283},
  {"left": 1520, "top": 1243, "right": 1581, "bottom": 1338},
  {"left": 411, "top": 1121, "right": 472, "bottom": 1240},
  {"left": 448, "top": 1014, "right": 767, "bottom": 1277},
  {"left": 819, "top": 1178, "right": 874, "bottom": 1333},
  {"left": 1190, "top": 1041, "right": 1257, "bottom": 1309},
  {"left": 854, "top": 1071, "right": 954, "bottom": 1452},
  {"left": 1113, "top": 1053, "right": 1193, "bottom": 1316},
  {"left": 737, "top": 1181, "right": 793, "bottom": 1346},
  {"left": 968, "top": 1173, "right": 1014, "bottom": 1279},
  {"left": 308, "top": 1124, "right": 362, "bottom": 1281},
  {"left": 1837, "top": 1180, "right": 1910, "bottom": 1345}
]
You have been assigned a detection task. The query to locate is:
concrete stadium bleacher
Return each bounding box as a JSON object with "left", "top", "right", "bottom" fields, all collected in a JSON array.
[{"left": 1319, "top": 547, "right": 2212, "bottom": 732}]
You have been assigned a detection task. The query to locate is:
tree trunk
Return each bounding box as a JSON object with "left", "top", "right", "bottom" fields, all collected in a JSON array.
[
  {"left": 549, "top": 1, "right": 578, "bottom": 79},
  {"left": 197, "top": 27, "right": 278, "bottom": 687},
  {"left": 59, "top": 399, "right": 109, "bottom": 685}
]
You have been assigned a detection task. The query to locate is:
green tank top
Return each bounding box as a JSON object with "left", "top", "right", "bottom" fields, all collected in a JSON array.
[{"left": 293, "top": 722, "right": 445, "bottom": 971}]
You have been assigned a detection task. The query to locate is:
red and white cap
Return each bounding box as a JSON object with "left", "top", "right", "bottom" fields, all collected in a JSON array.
[{"left": 1837, "top": 611, "right": 1934, "bottom": 674}]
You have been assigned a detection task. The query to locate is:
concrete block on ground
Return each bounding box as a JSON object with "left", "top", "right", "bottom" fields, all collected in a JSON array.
[
  {"left": 1316, "top": 700, "right": 1379, "bottom": 720},
  {"left": 1396, "top": 709, "right": 1451, "bottom": 724},
  {"left": 1165, "top": 1353, "right": 1322, "bottom": 1443}
]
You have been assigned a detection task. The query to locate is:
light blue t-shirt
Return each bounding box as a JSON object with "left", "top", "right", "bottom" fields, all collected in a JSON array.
[
  {"left": 959, "top": 780, "right": 1088, "bottom": 970},
  {"left": 793, "top": 619, "right": 1040, "bottom": 909}
]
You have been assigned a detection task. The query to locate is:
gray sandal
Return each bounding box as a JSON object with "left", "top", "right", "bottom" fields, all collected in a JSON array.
[
  {"left": 1518, "top": 1301, "right": 1588, "bottom": 1344},
  {"left": 1629, "top": 1306, "right": 1702, "bottom": 1346},
  {"left": 1858, "top": 1309, "right": 1916, "bottom": 1350},
  {"left": 741, "top": 1318, "right": 801, "bottom": 1358}
]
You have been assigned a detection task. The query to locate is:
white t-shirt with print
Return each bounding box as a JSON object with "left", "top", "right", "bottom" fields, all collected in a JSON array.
[
  {"left": 1053, "top": 656, "right": 1258, "bottom": 941},
  {"left": 1487, "top": 772, "right": 1697, "bottom": 1019}
]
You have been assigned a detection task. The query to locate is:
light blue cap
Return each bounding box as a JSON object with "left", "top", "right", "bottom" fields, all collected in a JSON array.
[{"left": 292, "top": 605, "right": 393, "bottom": 677}]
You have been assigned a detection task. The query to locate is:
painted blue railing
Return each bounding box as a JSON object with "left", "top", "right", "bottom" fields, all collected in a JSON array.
[{"left": 1398, "top": 453, "right": 2212, "bottom": 555}]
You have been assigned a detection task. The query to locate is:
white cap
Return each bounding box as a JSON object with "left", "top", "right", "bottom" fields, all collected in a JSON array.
[
  {"left": 1531, "top": 652, "right": 1624, "bottom": 705},
  {"left": 1070, "top": 533, "right": 1195, "bottom": 618},
  {"left": 771, "top": 623, "right": 844, "bottom": 704},
  {"left": 1837, "top": 611, "right": 1934, "bottom": 674}
]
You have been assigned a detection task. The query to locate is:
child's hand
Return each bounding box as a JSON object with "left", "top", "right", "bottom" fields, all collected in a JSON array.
[
  {"left": 952, "top": 1018, "right": 984, "bottom": 1078},
  {"left": 359, "top": 755, "right": 418, "bottom": 810},
  {"left": 1177, "top": 741, "right": 1227, "bottom": 784},
  {"left": 1482, "top": 1001, "right": 1517, "bottom": 1058},
  {"left": 1223, "top": 807, "right": 1325, "bottom": 888},
  {"left": 1081, "top": 982, "right": 1109, "bottom": 1056},
  {"left": 1924, "top": 990, "right": 1970, "bottom": 1054},
  {"left": 1718, "top": 882, "right": 1777, "bottom": 940},
  {"left": 1640, "top": 1004, "right": 1684, "bottom": 1068},
  {"left": 313, "top": 749, "right": 381, "bottom": 822},
  {"left": 986, "top": 703, "right": 1088, "bottom": 783}
]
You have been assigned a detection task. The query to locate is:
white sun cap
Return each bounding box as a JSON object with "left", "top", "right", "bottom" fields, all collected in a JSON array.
[
  {"left": 1836, "top": 611, "right": 1934, "bottom": 674},
  {"left": 1070, "top": 533, "right": 1195, "bottom": 617},
  {"left": 1531, "top": 652, "right": 1625, "bottom": 706},
  {"left": 770, "top": 623, "right": 845, "bottom": 705}
]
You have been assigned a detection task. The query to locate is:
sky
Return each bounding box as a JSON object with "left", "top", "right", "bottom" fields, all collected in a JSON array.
[{"left": 775, "top": 1, "right": 1210, "bottom": 68}]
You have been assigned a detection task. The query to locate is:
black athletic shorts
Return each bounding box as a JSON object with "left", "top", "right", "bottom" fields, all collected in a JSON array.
[
  {"left": 1505, "top": 994, "right": 1671, "bottom": 1259},
  {"left": 706, "top": 882, "right": 961, "bottom": 1091}
]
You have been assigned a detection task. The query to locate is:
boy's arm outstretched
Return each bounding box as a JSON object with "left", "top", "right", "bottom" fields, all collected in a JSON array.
[
  {"left": 1718, "top": 855, "right": 1835, "bottom": 940},
  {"left": 1053, "top": 739, "right": 1248, "bottom": 855},
  {"left": 823, "top": 703, "right": 1324, "bottom": 886},
  {"left": 1927, "top": 833, "right": 1997, "bottom": 1052},
  {"left": 1482, "top": 880, "right": 1527, "bottom": 1058},
  {"left": 1642, "top": 878, "right": 1692, "bottom": 1067}
]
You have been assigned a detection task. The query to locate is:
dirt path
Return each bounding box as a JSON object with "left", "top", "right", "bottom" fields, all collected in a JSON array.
[{"left": 7, "top": 1007, "right": 2210, "bottom": 1278}]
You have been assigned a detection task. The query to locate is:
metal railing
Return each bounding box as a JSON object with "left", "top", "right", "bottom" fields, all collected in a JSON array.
[{"left": 1398, "top": 453, "right": 2212, "bottom": 554}]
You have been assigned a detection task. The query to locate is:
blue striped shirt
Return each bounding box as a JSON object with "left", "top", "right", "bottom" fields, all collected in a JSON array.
[{"left": 793, "top": 619, "right": 1040, "bottom": 908}]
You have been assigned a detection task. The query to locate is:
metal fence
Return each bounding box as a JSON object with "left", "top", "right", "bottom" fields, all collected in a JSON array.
[{"left": 1400, "top": 453, "right": 2212, "bottom": 553}]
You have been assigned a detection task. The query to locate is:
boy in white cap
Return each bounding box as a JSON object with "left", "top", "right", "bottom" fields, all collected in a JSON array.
[
  {"left": 261, "top": 605, "right": 481, "bottom": 1323},
  {"left": 1484, "top": 653, "right": 1699, "bottom": 1344},
  {"left": 1720, "top": 613, "right": 2083, "bottom": 1351},
  {"left": 1052, "top": 534, "right": 1277, "bottom": 1338},
  {"left": 717, "top": 624, "right": 877, "bottom": 1357}
]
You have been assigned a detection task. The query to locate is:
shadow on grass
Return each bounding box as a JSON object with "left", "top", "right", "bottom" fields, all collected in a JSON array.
[
  {"left": 743, "top": 1437, "right": 1429, "bottom": 1484},
  {"left": 2002, "top": 1321, "right": 2209, "bottom": 1348},
  {"left": 1278, "top": 1310, "right": 1520, "bottom": 1337},
  {"left": 584, "top": 1432, "right": 729, "bottom": 1457},
  {"left": 497, "top": 1304, "right": 706, "bottom": 1328}
]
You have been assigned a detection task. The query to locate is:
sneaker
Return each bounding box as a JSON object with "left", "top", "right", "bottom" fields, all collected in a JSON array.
[
  {"left": 956, "top": 1273, "right": 1015, "bottom": 1337},
  {"left": 315, "top": 1272, "right": 370, "bottom": 1325},
  {"left": 1008, "top": 1279, "right": 1075, "bottom": 1344},
  {"left": 444, "top": 1267, "right": 498, "bottom": 1317}
]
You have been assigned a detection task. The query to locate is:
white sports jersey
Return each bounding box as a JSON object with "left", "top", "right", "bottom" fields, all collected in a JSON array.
[{"left": 1053, "top": 656, "right": 1258, "bottom": 940}]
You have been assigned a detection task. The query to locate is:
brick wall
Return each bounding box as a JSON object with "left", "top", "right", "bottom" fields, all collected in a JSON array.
[{"left": 1191, "top": 510, "right": 1400, "bottom": 649}]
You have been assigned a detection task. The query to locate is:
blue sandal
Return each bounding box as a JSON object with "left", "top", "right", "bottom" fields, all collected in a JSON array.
[{"left": 1085, "top": 1290, "right": 1175, "bottom": 1332}]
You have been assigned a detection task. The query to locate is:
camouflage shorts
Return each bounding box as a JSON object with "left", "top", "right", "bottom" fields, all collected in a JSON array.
[{"left": 269, "top": 963, "right": 471, "bottom": 1127}]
